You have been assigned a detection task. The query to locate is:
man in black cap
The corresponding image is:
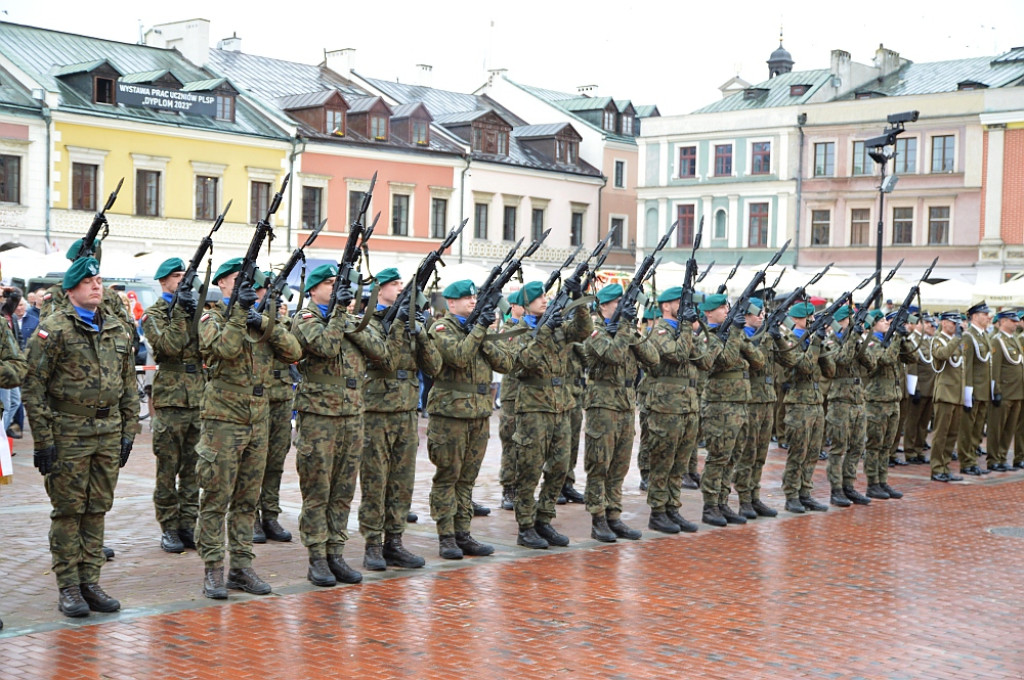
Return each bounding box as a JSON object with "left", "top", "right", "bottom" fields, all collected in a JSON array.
[
  {"left": 958, "top": 301, "right": 992, "bottom": 472},
  {"left": 929, "top": 312, "right": 965, "bottom": 482},
  {"left": 986, "top": 310, "right": 1023, "bottom": 472}
]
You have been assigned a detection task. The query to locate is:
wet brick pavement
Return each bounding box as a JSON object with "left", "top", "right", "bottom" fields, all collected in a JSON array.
[{"left": 1, "top": 413, "right": 1023, "bottom": 679}]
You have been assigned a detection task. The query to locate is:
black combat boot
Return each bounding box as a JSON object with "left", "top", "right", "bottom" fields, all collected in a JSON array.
[
  {"left": 702, "top": 504, "right": 727, "bottom": 527},
  {"left": 203, "top": 566, "right": 228, "bottom": 600},
  {"left": 252, "top": 512, "right": 267, "bottom": 544},
  {"left": 880, "top": 482, "right": 903, "bottom": 499},
  {"left": 608, "top": 518, "right": 642, "bottom": 540},
  {"left": 58, "top": 585, "right": 90, "bottom": 617},
  {"left": 830, "top": 488, "right": 853, "bottom": 507},
  {"left": 865, "top": 483, "right": 891, "bottom": 500},
  {"left": 262, "top": 516, "right": 292, "bottom": 542},
  {"left": 666, "top": 508, "right": 699, "bottom": 533},
  {"left": 719, "top": 504, "right": 747, "bottom": 524},
  {"left": 501, "top": 486, "right": 515, "bottom": 511},
  {"left": 784, "top": 498, "right": 806, "bottom": 514},
  {"left": 438, "top": 535, "right": 464, "bottom": 560},
  {"left": 535, "top": 522, "right": 569, "bottom": 547},
  {"left": 800, "top": 496, "right": 829, "bottom": 512},
  {"left": 407, "top": 512, "right": 419, "bottom": 523},
  {"left": 751, "top": 499, "right": 778, "bottom": 517},
  {"left": 455, "top": 531, "right": 494, "bottom": 556},
  {"left": 80, "top": 583, "right": 120, "bottom": 612},
  {"left": 226, "top": 567, "right": 272, "bottom": 595},
  {"left": 102, "top": 546, "right": 114, "bottom": 560},
  {"left": 561, "top": 483, "right": 585, "bottom": 504},
  {"left": 307, "top": 558, "right": 337, "bottom": 587},
  {"left": 639, "top": 474, "right": 649, "bottom": 492},
  {"left": 516, "top": 526, "right": 549, "bottom": 549},
  {"left": 383, "top": 534, "right": 426, "bottom": 568},
  {"left": 738, "top": 502, "right": 758, "bottom": 520},
  {"left": 326, "top": 555, "right": 363, "bottom": 583},
  {"left": 363, "top": 543, "right": 386, "bottom": 571},
  {"left": 648, "top": 511, "right": 680, "bottom": 534},
  {"left": 179, "top": 527, "right": 197, "bottom": 550},
  {"left": 843, "top": 486, "right": 871, "bottom": 505},
  {"left": 680, "top": 475, "right": 699, "bottom": 490},
  {"left": 160, "top": 529, "right": 185, "bottom": 553},
  {"left": 472, "top": 502, "right": 491, "bottom": 517},
  {"left": 590, "top": 514, "right": 617, "bottom": 542}
]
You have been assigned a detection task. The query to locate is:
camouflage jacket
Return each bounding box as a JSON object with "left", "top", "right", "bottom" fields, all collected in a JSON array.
[
  {"left": 568, "top": 342, "right": 587, "bottom": 401},
  {"left": 513, "top": 310, "right": 593, "bottom": 414},
  {"left": 744, "top": 328, "right": 776, "bottom": 404},
  {"left": 141, "top": 296, "right": 204, "bottom": 410},
  {"left": 365, "top": 308, "right": 442, "bottom": 413},
  {"left": 931, "top": 331, "right": 965, "bottom": 405},
  {"left": 774, "top": 328, "right": 835, "bottom": 405},
  {"left": 41, "top": 284, "right": 135, "bottom": 331},
  {"left": 701, "top": 327, "right": 749, "bottom": 404},
  {"left": 499, "top": 317, "right": 523, "bottom": 405},
  {"left": 583, "top": 321, "right": 659, "bottom": 412},
  {"left": 198, "top": 301, "right": 301, "bottom": 424},
  {"left": 23, "top": 306, "right": 139, "bottom": 448},
  {"left": 292, "top": 304, "right": 391, "bottom": 418},
  {"left": 0, "top": 320, "right": 28, "bottom": 417},
  {"left": 863, "top": 333, "right": 912, "bottom": 403},
  {"left": 645, "top": 320, "right": 715, "bottom": 414},
  {"left": 267, "top": 356, "right": 295, "bottom": 403},
  {"left": 825, "top": 329, "right": 876, "bottom": 404},
  {"left": 426, "top": 312, "right": 514, "bottom": 419}
]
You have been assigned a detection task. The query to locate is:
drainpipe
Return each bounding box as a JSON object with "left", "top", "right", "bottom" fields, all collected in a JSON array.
[
  {"left": 794, "top": 113, "right": 807, "bottom": 267},
  {"left": 287, "top": 134, "right": 305, "bottom": 250},
  {"left": 597, "top": 174, "right": 607, "bottom": 249},
  {"left": 458, "top": 155, "right": 470, "bottom": 263},
  {"left": 41, "top": 101, "right": 52, "bottom": 247}
]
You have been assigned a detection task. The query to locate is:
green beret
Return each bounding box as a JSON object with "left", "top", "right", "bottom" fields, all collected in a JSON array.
[
  {"left": 657, "top": 286, "right": 683, "bottom": 304},
  {"left": 376, "top": 267, "right": 401, "bottom": 286},
  {"left": 698, "top": 293, "right": 728, "bottom": 312},
  {"left": 522, "top": 281, "right": 545, "bottom": 305},
  {"left": 443, "top": 279, "right": 477, "bottom": 299},
  {"left": 788, "top": 302, "right": 815, "bottom": 319},
  {"left": 833, "top": 305, "right": 853, "bottom": 322},
  {"left": 62, "top": 256, "right": 100, "bottom": 290},
  {"left": 154, "top": 257, "right": 186, "bottom": 280},
  {"left": 867, "top": 309, "right": 885, "bottom": 325},
  {"left": 746, "top": 297, "right": 764, "bottom": 315},
  {"left": 67, "top": 238, "right": 102, "bottom": 263},
  {"left": 212, "top": 257, "right": 244, "bottom": 285},
  {"left": 507, "top": 290, "right": 523, "bottom": 306},
  {"left": 304, "top": 263, "right": 338, "bottom": 293},
  {"left": 643, "top": 305, "right": 661, "bottom": 320},
  {"left": 596, "top": 284, "right": 623, "bottom": 305}
]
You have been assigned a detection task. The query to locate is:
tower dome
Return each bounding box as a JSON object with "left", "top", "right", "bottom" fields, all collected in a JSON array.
[{"left": 768, "top": 30, "right": 794, "bottom": 78}]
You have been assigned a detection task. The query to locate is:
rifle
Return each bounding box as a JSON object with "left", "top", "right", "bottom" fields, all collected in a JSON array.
[
  {"left": 677, "top": 217, "right": 704, "bottom": 332},
  {"left": 882, "top": 257, "right": 938, "bottom": 347},
  {"left": 168, "top": 199, "right": 232, "bottom": 320},
  {"left": 543, "top": 243, "right": 584, "bottom": 293},
  {"left": 466, "top": 229, "right": 551, "bottom": 329},
  {"left": 804, "top": 273, "right": 874, "bottom": 348},
  {"left": 717, "top": 256, "right": 743, "bottom": 295},
  {"left": 608, "top": 221, "right": 678, "bottom": 332},
  {"left": 326, "top": 171, "right": 377, "bottom": 318},
  {"left": 580, "top": 224, "right": 619, "bottom": 293},
  {"left": 256, "top": 217, "right": 328, "bottom": 315},
  {"left": 77, "top": 177, "right": 124, "bottom": 260},
  {"left": 754, "top": 262, "right": 833, "bottom": 344},
  {"left": 718, "top": 241, "right": 790, "bottom": 341},
  {"left": 850, "top": 259, "right": 903, "bottom": 336},
  {"left": 695, "top": 260, "right": 714, "bottom": 284},
  {"left": 534, "top": 226, "right": 619, "bottom": 336},
  {"left": 226, "top": 174, "right": 289, "bottom": 318}
]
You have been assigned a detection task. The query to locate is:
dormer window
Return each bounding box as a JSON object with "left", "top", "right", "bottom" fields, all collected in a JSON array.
[
  {"left": 603, "top": 110, "right": 615, "bottom": 131},
  {"left": 413, "top": 120, "right": 429, "bottom": 145},
  {"left": 216, "top": 95, "right": 235, "bottom": 122},
  {"left": 620, "top": 115, "right": 633, "bottom": 135},
  {"left": 497, "top": 131, "right": 508, "bottom": 155},
  {"left": 94, "top": 77, "right": 115, "bottom": 104},
  {"left": 556, "top": 139, "right": 578, "bottom": 163},
  {"left": 327, "top": 108, "right": 345, "bottom": 135},
  {"left": 370, "top": 114, "right": 388, "bottom": 140}
]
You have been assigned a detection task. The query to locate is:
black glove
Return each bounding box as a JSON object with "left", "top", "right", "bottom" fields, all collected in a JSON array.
[
  {"left": 335, "top": 286, "right": 354, "bottom": 310},
  {"left": 853, "top": 321, "right": 865, "bottom": 335},
  {"left": 815, "top": 325, "right": 828, "bottom": 340},
  {"left": 911, "top": 392, "right": 921, "bottom": 405},
  {"left": 246, "top": 308, "right": 264, "bottom": 332},
  {"left": 119, "top": 438, "right": 133, "bottom": 468},
  {"left": 955, "top": 324, "right": 963, "bottom": 337},
  {"left": 396, "top": 302, "right": 411, "bottom": 322},
  {"left": 1, "top": 286, "right": 22, "bottom": 316},
  {"left": 620, "top": 300, "right": 637, "bottom": 322},
  {"left": 415, "top": 310, "right": 426, "bottom": 325},
  {"left": 477, "top": 306, "right": 496, "bottom": 329},
  {"left": 896, "top": 324, "right": 910, "bottom": 337},
  {"left": 993, "top": 393, "right": 1003, "bottom": 408},
  {"left": 604, "top": 321, "right": 619, "bottom": 336},
  {"left": 563, "top": 277, "right": 582, "bottom": 300},
  {"left": 768, "top": 324, "right": 782, "bottom": 340},
  {"left": 237, "top": 282, "right": 258, "bottom": 311},
  {"left": 680, "top": 306, "right": 697, "bottom": 323},
  {"left": 34, "top": 445, "right": 57, "bottom": 476},
  {"left": 732, "top": 315, "right": 745, "bottom": 329},
  {"left": 177, "top": 286, "right": 198, "bottom": 316},
  {"left": 544, "top": 311, "right": 564, "bottom": 330}
]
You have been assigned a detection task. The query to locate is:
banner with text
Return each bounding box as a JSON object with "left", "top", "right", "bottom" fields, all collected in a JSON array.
[{"left": 116, "top": 82, "right": 217, "bottom": 116}]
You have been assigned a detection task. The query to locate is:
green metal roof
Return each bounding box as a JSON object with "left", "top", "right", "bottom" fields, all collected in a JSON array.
[
  {"left": 182, "top": 77, "right": 228, "bottom": 92},
  {"left": 504, "top": 78, "right": 639, "bottom": 144},
  {"left": 51, "top": 59, "right": 113, "bottom": 77},
  {"left": 120, "top": 69, "right": 172, "bottom": 84},
  {"left": 693, "top": 69, "right": 830, "bottom": 113},
  {"left": 845, "top": 54, "right": 1024, "bottom": 98}
]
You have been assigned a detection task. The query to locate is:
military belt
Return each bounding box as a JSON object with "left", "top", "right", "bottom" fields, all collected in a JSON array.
[
  {"left": 159, "top": 361, "right": 200, "bottom": 374},
  {"left": 574, "top": 378, "right": 587, "bottom": 387},
  {"left": 306, "top": 373, "right": 360, "bottom": 388},
  {"left": 594, "top": 379, "right": 633, "bottom": 388},
  {"left": 211, "top": 379, "right": 265, "bottom": 397},
  {"left": 711, "top": 370, "right": 749, "bottom": 380},
  {"left": 273, "top": 369, "right": 283, "bottom": 379},
  {"left": 367, "top": 369, "right": 415, "bottom": 381},
  {"left": 648, "top": 377, "right": 698, "bottom": 388},
  {"left": 519, "top": 377, "right": 565, "bottom": 387},
  {"left": 436, "top": 381, "right": 490, "bottom": 395},
  {"left": 833, "top": 377, "right": 862, "bottom": 385},
  {"left": 49, "top": 398, "right": 112, "bottom": 419}
]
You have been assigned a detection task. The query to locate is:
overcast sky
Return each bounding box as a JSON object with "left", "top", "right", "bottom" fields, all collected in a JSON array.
[{"left": 3, "top": 0, "right": 1021, "bottom": 115}]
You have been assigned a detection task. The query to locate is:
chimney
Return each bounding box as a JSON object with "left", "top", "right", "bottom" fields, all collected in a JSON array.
[
  {"left": 217, "top": 32, "right": 241, "bottom": 52},
  {"left": 324, "top": 48, "right": 356, "bottom": 75},
  {"left": 143, "top": 18, "right": 211, "bottom": 67},
  {"left": 829, "top": 49, "right": 851, "bottom": 91},
  {"left": 874, "top": 44, "right": 902, "bottom": 77},
  {"left": 413, "top": 63, "right": 433, "bottom": 87},
  {"left": 576, "top": 84, "right": 598, "bottom": 97}
]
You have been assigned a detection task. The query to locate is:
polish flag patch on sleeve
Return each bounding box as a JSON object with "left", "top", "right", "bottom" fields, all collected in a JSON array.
[
  {"left": 42, "top": 292, "right": 52, "bottom": 302},
  {"left": 302, "top": 312, "right": 314, "bottom": 319},
  {"left": 657, "top": 329, "right": 667, "bottom": 335},
  {"left": 200, "top": 313, "right": 211, "bottom": 323},
  {"left": 591, "top": 329, "right": 600, "bottom": 338},
  {"left": 141, "top": 313, "right": 148, "bottom": 322},
  {"left": 435, "top": 324, "right": 446, "bottom": 332},
  {"left": 37, "top": 329, "right": 49, "bottom": 339}
]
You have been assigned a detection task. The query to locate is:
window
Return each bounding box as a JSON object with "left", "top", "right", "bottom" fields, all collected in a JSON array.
[
  {"left": 302, "top": 186, "right": 323, "bottom": 230},
  {"left": 850, "top": 208, "right": 870, "bottom": 246},
  {"left": 621, "top": 115, "right": 634, "bottom": 136},
  {"left": 250, "top": 181, "right": 271, "bottom": 224},
  {"left": 895, "top": 137, "right": 917, "bottom": 173},
  {"left": 610, "top": 218, "right": 624, "bottom": 247},
  {"left": 928, "top": 206, "right": 950, "bottom": 245},
  {"left": 676, "top": 204, "right": 695, "bottom": 248},
  {"left": 603, "top": 110, "right": 616, "bottom": 131},
  {"left": 751, "top": 142, "right": 771, "bottom": 175},
  {"left": 679, "top": 146, "right": 696, "bottom": 178},
  {"left": 215, "top": 95, "right": 235, "bottom": 122},
  {"left": 931, "top": 135, "right": 955, "bottom": 173},
  {"left": 327, "top": 109, "right": 345, "bottom": 134},
  {"left": 565, "top": 140, "right": 577, "bottom": 163},
  {"left": 714, "top": 209, "right": 727, "bottom": 239},
  {"left": 413, "top": 120, "right": 428, "bottom": 145},
  {"left": 811, "top": 210, "right": 830, "bottom": 246},
  {"left": 391, "top": 194, "right": 410, "bottom": 236},
  {"left": 556, "top": 139, "right": 578, "bottom": 163},
  {"left": 814, "top": 142, "right": 835, "bottom": 176},
  {"left": 431, "top": 198, "right": 447, "bottom": 238},
  {"left": 497, "top": 131, "right": 508, "bottom": 156},
  {"left": 748, "top": 202, "right": 769, "bottom": 247},
  {"left": 0, "top": 155, "right": 20, "bottom": 203},
  {"left": 852, "top": 141, "right": 871, "bottom": 176},
  {"left": 714, "top": 144, "right": 732, "bottom": 176},
  {"left": 614, "top": 160, "right": 625, "bottom": 188},
  {"left": 502, "top": 205, "right": 517, "bottom": 241},
  {"left": 892, "top": 207, "right": 913, "bottom": 245},
  {"left": 474, "top": 203, "right": 488, "bottom": 239},
  {"left": 349, "top": 190, "right": 365, "bottom": 225},
  {"left": 371, "top": 115, "right": 388, "bottom": 140},
  {"left": 72, "top": 163, "right": 97, "bottom": 211},
  {"left": 195, "top": 176, "right": 218, "bottom": 221},
  {"left": 94, "top": 77, "right": 114, "bottom": 104},
  {"left": 531, "top": 208, "right": 544, "bottom": 242},
  {"left": 570, "top": 211, "right": 583, "bottom": 247},
  {"left": 135, "top": 169, "right": 160, "bottom": 216}
]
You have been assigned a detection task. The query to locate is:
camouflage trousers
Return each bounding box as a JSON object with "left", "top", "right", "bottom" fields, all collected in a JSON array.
[
  {"left": 44, "top": 432, "right": 120, "bottom": 588},
  {"left": 258, "top": 399, "right": 294, "bottom": 520},
  {"left": 513, "top": 411, "right": 570, "bottom": 528},
  {"left": 196, "top": 418, "right": 269, "bottom": 568},
  {"left": 565, "top": 400, "right": 583, "bottom": 485},
  {"left": 734, "top": 401, "right": 774, "bottom": 503},
  {"left": 498, "top": 398, "right": 517, "bottom": 488},
  {"left": 957, "top": 400, "right": 987, "bottom": 470},
  {"left": 295, "top": 411, "right": 363, "bottom": 558},
  {"left": 904, "top": 396, "right": 933, "bottom": 458},
  {"left": 427, "top": 415, "right": 489, "bottom": 536},
  {"left": 359, "top": 410, "right": 418, "bottom": 545},
  {"left": 889, "top": 395, "right": 910, "bottom": 461},
  {"left": 583, "top": 407, "right": 634, "bottom": 519},
  {"left": 782, "top": 403, "right": 825, "bottom": 499},
  {"left": 700, "top": 401, "right": 748, "bottom": 506},
  {"left": 825, "top": 400, "right": 866, "bottom": 489},
  {"left": 930, "top": 401, "right": 961, "bottom": 476},
  {"left": 864, "top": 401, "right": 899, "bottom": 484},
  {"left": 646, "top": 410, "right": 698, "bottom": 512},
  {"left": 637, "top": 408, "right": 650, "bottom": 476},
  {"left": 988, "top": 399, "right": 1021, "bottom": 467},
  {"left": 151, "top": 406, "right": 200, "bottom": 533}
]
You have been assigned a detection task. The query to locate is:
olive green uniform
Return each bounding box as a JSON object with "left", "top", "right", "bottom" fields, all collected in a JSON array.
[
  {"left": 988, "top": 331, "right": 1024, "bottom": 467},
  {"left": 904, "top": 330, "right": 935, "bottom": 461},
  {"left": 824, "top": 328, "right": 876, "bottom": 490},
  {"left": 958, "top": 324, "right": 991, "bottom": 469},
  {"left": 699, "top": 327, "right": 750, "bottom": 507},
  {"left": 929, "top": 331, "right": 965, "bottom": 476},
  {"left": 734, "top": 330, "right": 776, "bottom": 505},
  {"left": 863, "top": 334, "right": 913, "bottom": 487},
  {"left": 259, "top": 359, "right": 295, "bottom": 524}
]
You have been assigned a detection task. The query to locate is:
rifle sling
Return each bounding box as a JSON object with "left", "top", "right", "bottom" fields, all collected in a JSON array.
[{"left": 191, "top": 259, "right": 213, "bottom": 337}]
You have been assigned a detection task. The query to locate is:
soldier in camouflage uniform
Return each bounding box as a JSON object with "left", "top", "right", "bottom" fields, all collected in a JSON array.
[
  {"left": 359, "top": 267, "right": 441, "bottom": 570},
  {"left": 928, "top": 312, "right": 966, "bottom": 482},
  {"left": 635, "top": 304, "right": 660, "bottom": 491},
  {"left": 195, "top": 258, "right": 302, "bottom": 599},
  {"left": 498, "top": 291, "right": 524, "bottom": 510},
  {"left": 141, "top": 258, "right": 203, "bottom": 553},
  {"left": 823, "top": 306, "right": 876, "bottom": 506},
  {"left": 773, "top": 302, "right": 836, "bottom": 513},
  {"left": 584, "top": 284, "right": 659, "bottom": 542},
  {"left": 562, "top": 341, "right": 588, "bottom": 503},
  {"left": 427, "top": 280, "right": 514, "bottom": 559},
  {"left": 958, "top": 302, "right": 992, "bottom": 470},
  {"left": 887, "top": 311, "right": 914, "bottom": 467},
  {"left": 904, "top": 316, "right": 935, "bottom": 465},
  {"left": 0, "top": 292, "right": 28, "bottom": 629},
  {"left": 38, "top": 240, "right": 134, "bottom": 331},
  {"left": 509, "top": 280, "right": 592, "bottom": 549},
  {"left": 24, "top": 258, "right": 138, "bottom": 617},
  {"left": 291, "top": 264, "right": 391, "bottom": 586}
]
